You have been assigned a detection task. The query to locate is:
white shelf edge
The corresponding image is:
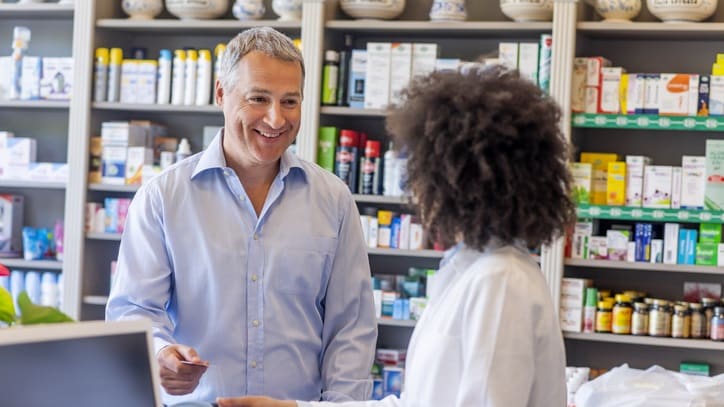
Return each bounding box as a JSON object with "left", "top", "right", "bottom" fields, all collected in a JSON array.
[
  {"left": 325, "top": 20, "right": 552, "bottom": 32},
  {"left": 378, "top": 318, "right": 416, "bottom": 327},
  {"left": 353, "top": 194, "right": 410, "bottom": 204},
  {"left": 96, "top": 18, "right": 301, "bottom": 31},
  {"left": 92, "top": 102, "right": 221, "bottom": 114},
  {"left": 565, "top": 258, "right": 724, "bottom": 275},
  {"left": 0, "top": 179, "right": 66, "bottom": 189},
  {"left": 83, "top": 295, "right": 109, "bottom": 306},
  {"left": 0, "top": 100, "right": 70, "bottom": 109},
  {"left": 320, "top": 106, "right": 387, "bottom": 117},
  {"left": 88, "top": 183, "right": 140, "bottom": 193},
  {"left": 563, "top": 332, "right": 724, "bottom": 351},
  {"left": 0, "top": 258, "right": 62, "bottom": 270},
  {"left": 86, "top": 232, "right": 122, "bottom": 241},
  {"left": 367, "top": 247, "right": 443, "bottom": 258},
  {"left": 0, "top": 3, "right": 74, "bottom": 18}
]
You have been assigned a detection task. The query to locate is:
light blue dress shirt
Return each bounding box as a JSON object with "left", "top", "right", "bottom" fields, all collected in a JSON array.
[{"left": 106, "top": 131, "right": 377, "bottom": 404}]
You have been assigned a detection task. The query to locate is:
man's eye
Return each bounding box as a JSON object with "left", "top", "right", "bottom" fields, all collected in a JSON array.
[
  {"left": 249, "top": 96, "right": 267, "bottom": 103},
  {"left": 283, "top": 99, "right": 299, "bottom": 107}
]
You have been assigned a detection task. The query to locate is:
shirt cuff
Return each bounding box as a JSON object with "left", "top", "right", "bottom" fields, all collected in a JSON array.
[
  {"left": 153, "top": 337, "right": 173, "bottom": 356},
  {"left": 296, "top": 401, "right": 313, "bottom": 407}
]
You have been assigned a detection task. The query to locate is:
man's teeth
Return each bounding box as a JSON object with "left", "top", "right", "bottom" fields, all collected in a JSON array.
[{"left": 259, "top": 131, "right": 281, "bottom": 138}]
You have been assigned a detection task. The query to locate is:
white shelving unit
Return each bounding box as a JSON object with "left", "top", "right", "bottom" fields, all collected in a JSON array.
[
  {"left": 564, "top": 332, "right": 724, "bottom": 352},
  {"left": 92, "top": 102, "right": 222, "bottom": 114},
  {"left": 0, "top": 258, "right": 63, "bottom": 271},
  {"left": 0, "top": 180, "right": 66, "bottom": 190},
  {"left": 0, "top": 3, "right": 74, "bottom": 18},
  {"left": 565, "top": 259, "right": 724, "bottom": 275},
  {"left": 0, "top": 100, "right": 70, "bottom": 109}
]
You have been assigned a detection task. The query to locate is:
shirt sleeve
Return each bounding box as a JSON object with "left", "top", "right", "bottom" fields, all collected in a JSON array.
[
  {"left": 105, "top": 183, "right": 176, "bottom": 354},
  {"left": 319, "top": 193, "right": 378, "bottom": 401}
]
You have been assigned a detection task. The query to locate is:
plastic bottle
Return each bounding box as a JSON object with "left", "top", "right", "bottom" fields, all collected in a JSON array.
[
  {"left": 195, "top": 49, "right": 212, "bottom": 106},
  {"left": 156, "top": 49, "right": 172, "bottom": 104},
  {"left": 171, "top": 49, "right": 186, "bottom": 105},
  {"left": 54, "top": 219, "right": 64, "bottom": 261},
  {"left": 40, "top": 272, "right": 58, "bottom": 307},
  {"left": 213, "top": 43, "right": 226, "bottom": 88},
  {"left": 93, "top": 47, "right": 109, "bottom": 102},
  {"left": 107, "top": 48, "right": 123, "bottom": 102},
  {"left": 582, "top": 287, "right": 598, "bottom": 333},
  {"left": 321, "top": 50, "right": 339, "bottom": 105},
  {"left": 612, "top": 293, "right": 632, "bottom": 335},
  {"left": 383, "top": 142, "right": 398, "bottom": 196},
  {"left": 360, "top": 140, "right": 381, "bottom": 195},
  {"left": 184, "top": 49, "right": 198, "bottom": 106},
  {"left": 10, "top": 26, "right": 31, "bottom": 100},
  {"left": 176, "top": 138, "right": 191, "bottom": 162}
]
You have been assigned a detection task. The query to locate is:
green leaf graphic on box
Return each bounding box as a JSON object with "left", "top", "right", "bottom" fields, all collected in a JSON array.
[
  {"left": 17, "top": 292, "right": 73, "bottom": 325},
  {"left": 0, "top": 286, "right": 16, "bottom": 325},
  {"left": 572, "top": 186, "right": 590, "bottom": 204}
]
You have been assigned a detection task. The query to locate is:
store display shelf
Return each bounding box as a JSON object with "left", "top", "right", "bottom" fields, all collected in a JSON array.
[
  {"left": 83, "top": 295, "right": 108, "bottom": 306},
  {"left": 577, "top": 22, "right": 724, "bottom": 41},
  {"left": 325, "top": 20, "right": 551, "bottom": 36},
  {"left": 0, "top": 258, "right": 62, "bottom": 270},
  {"left": 0, "top": 180, "right": 66, "bottom": 190},
  {"left": 0, "top": 3, "right": 74, "bottom": 19},
  {"left": 564, "top": 332, "right": 724, "bottom": 351},
  {"left": 88, "top": 183, "right": 140, "bottom": 193},
  {"left": 320, "top": 106, "right": 387, "bottom": 117},
  {"left": 86, "top": 232, "right": 122, "bottom": 241},
  {"left": 93, "top": 102, "right": 221, "bottom": 114},
  {"left": 378, "top": 318, "right": 416, "bottom": 327},
  {"left": 96, "top": 18, "right": 301, "bottom": 33},
  {"left": 353, "top": 194, "right": 410, "bottom": 205},
  {"left": 368, "top": 247, "right": 443, "bottom": 259},
  {"left": 577, "top": 204, "right": 724, "bottom": 224},
  {"left": 0, "top": 100, "right": 70, "bottom": 109},
  {"left": 565, "top": 258, "right": 724, "bottom": 275},
  {"left": 572, "top": 113, "right": 724, "bottom": 132}
]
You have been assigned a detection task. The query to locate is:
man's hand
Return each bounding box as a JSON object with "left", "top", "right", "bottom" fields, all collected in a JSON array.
[
  {"left": 157, "top": 344, "right": 209, "bottom": 395},
  {"left": 216, "top": 396, "right": 296, "bottom": 407}
]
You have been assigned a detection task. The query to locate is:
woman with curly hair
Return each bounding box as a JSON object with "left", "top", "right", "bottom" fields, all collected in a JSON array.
[{"left": 218, "top": 65, "right": 575, "bottom": 407}]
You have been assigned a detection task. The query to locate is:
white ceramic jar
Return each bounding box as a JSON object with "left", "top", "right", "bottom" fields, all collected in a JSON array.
[
  {"left": 232, "top": 0, "right": 265, "bottom": 20},
  {"left": 500, "top": 0, "right": 554, "bottom": 22},
  {"left": 429, "top": 0, "right": 467, "bottom": 22},
  {"left": 165, "top": 0, "right": 229, "bottom": 19},
  {"left": 647, "top": 0, "right": 717, "bottom": 22},
  {"left": 589, "top": 0, "right": 641, "bottom": 22},
  {"left": 339, "top": 0, "right": 406, "bottom": 20},
  {"left": 272, "top": 0, "right": 303, "bottom": 21},
  {"left": 122, "top": 0, "right": 163, "bottom": 19}
]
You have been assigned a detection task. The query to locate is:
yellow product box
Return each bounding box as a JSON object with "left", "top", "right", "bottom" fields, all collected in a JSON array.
[
  {"left": 581, "top": 152, "right": 620, "bottom": 205},
  {"left": 607, "top": 162, "right": 626, "bottom": 206}
]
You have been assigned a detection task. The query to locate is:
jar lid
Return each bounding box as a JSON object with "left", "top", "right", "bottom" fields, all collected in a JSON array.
[
  {"left": 690, "top": 303, "right": 702, "bottom": 310},
  {"left": 598, "top": 301, "right": 612, "bottom": 309},
  {"left": 674, "top": 305, "right": 688, "bottom": 313},
  {"left": 634, "top": 302, "right": 648, "bottom": 310},
  {"left": 615, "top": 294, "right": 631, "bottom": 303},
  {"left": 702, "top": 297, "right": 718, "bottom": 306}
]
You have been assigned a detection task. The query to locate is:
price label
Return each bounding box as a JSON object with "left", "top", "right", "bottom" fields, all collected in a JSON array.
[
  {"left": 706, "top": 118, "right": 718, "bottom": 129},
  {"left": 658, "top": 117, "right": 671, "bottom": 127},
  {"left": 616, "top": 117, "right": 628, "bottom": 126},
  {"left": 610, "top": 207, "right": 622, "bottom": 217},
  {"left": 631, "top": 209, "right": 643, "bottom": 218},
  {"left": 589, "top": 207, "right": 601, "bottom": 216},
  {"left": 684, "top": 118, "right": 696, "bottom": 128},
  {"left": 594, "top": 116, "right": 607, "bottom": 126},
  {"left": 700, "top": 212, "right": 712, "bottom": 222},
  {"left": 678, "top": 211, "right": 689, "bottom": 221},
  {"left": 573, "top": 116, "right": 585, "bottom": 125},
  {"left": 637, "top": 117, "right": 649, "bottom": 127},
  {"left": 652, "top": 210, "right": 664, "bottom": 219}
]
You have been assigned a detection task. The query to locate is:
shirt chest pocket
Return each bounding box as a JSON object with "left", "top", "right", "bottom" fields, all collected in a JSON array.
[{"left": 271, "top": 236, "right": 336, "bottom": 295}]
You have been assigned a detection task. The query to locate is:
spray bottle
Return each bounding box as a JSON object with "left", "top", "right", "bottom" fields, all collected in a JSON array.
[
  {"left": 183, "top": 49, "right": 198, "bottom": 106},
  {"left": 107, "top": 48, "right": 123, "bottom": 102},
  {"left": 195, "top": 49, "right": 212, "bottom": 105},
  {"left": 171, "top": 49, "right": 186, "bottom": 105},
  {"left": 93, "top": 48, "right": 109, "bottom": 102},
  {"left": 156, "top": 49, "right": 172, "bottom": 104}
]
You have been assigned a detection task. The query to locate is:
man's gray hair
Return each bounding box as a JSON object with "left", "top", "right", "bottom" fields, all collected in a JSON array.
[{"left": 218, "top": 27, "right": 305, "bottom": 92}]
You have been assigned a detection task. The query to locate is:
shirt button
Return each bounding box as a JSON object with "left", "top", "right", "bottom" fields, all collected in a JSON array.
[
  {"left": 253, "top": 233, "right": 259, "bottom": 240},
  {"left": 252, "top": 319, "right": 259, "bottom": 327},
  {"left": 251, "top": 274, "right": 258, "bottom": 282},
  {"left": 224, "top": 169, "right": 231, "bottom": 177},
  {"left": 239, "top": 194, "right": 245, "bottom": 201},
  {"left": 251, "top": 360, "right": 257, "bottom": 368}
]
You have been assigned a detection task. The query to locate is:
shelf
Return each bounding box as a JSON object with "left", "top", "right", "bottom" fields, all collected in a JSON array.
[
  {"left": 86, "top": 232, "right": 122, "bottom": 241},
  {"left": 92, "top": 102, "right": 221, "bottom": 114},
  {"left": 0, "top": 100, "right": 70, "bottom": 109},
  {"left": 577, "top": 21, "right": 724, "bottom": 41},
  {"left": 353, "top": 194, "right": 409, "bottom": 204},
  {"left": 577, "top": 204, "right": 724, "bottom": 224},
  {"left": 572, "top": 113, "right": 724, "bottom": 132},
  {"left": 0, "top": 3, "right": 74, "bottom": 19},
  {"left": 368, "top": 247, "right": 443, "bottom": 259},
  {"left": 563, "top": 332, "right": 724, "bottom": 351},
  {"left": 88, "top": 183, "right": 140, "bottom": 193},
  {"left": 378, "top": 318, "right": 416, "bottom": 327},
  {"left": 320, "top": 106, "right": 387, "bottom": 117},
  {"left": 0, "top": 179, "right": 66, "bottom": 190},
  {"left": 83, "top": 295, "right": 108, "bottom": 306},
  {"left": 0, "top": 258, "right": 62, "bottom": 270},
  {"left": 565, "top": 258, "right": 724, "bottom": 275},
  {"left": 96, "top": 18, "right": 302, "bottom": 33},
  {"left": 325, "top": 20, "right": 552, "bottom": 37}
]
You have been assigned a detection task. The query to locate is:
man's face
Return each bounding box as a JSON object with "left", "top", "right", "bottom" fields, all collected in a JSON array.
[{"left": 217, "top": 51, "right": 303, "bottom": 169}]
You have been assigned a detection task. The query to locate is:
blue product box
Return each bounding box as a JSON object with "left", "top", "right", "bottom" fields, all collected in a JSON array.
[
  {"left": 677, "top": 229, "right": 689, "bottom": 264},
  {"left": 634, "top": 223, "right": 652, "bottom": 262},
  {"left": 104, "top": 197, "right": 119, "bottom": 233},
  {"left": 371, "top": 377, "right": 384, "bottom": 400},
  {"left": 685, "top": 229, "right": 698, "bottom": 265},
  {"left": 347, "top": 49, "right": 366, "bottom": 108},
  {"left": 389, "top": 216, "right": 401, "bottom": 249},
  {"left": 382, "top": 366, "right": 403, "bottom": 397}
]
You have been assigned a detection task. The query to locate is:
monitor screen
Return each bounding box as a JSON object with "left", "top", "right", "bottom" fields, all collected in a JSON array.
[{"left": 0, "top": 320, "right": 162, "bottom": 407}]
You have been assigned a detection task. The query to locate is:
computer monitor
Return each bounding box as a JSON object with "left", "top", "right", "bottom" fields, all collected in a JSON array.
[{"left": 0, "top": 319, "right": 163, "bottom": 407}]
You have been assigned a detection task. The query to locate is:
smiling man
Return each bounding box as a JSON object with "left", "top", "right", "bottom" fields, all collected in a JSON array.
[{"left": 106, "top": 27, "right": 377, "bottom": 406}]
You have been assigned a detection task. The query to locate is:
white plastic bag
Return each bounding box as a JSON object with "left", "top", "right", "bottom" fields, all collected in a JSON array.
[{"left": 574, "top": 364, "right": 724, "bottom": 407}]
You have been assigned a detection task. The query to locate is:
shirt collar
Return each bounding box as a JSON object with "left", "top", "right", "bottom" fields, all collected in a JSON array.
[{"left": 191, "top": 128, "right": 307, "bottom": 182}]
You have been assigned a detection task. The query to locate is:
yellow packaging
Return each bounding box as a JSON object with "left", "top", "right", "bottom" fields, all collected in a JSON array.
[
  {"left": 581, "top": 152, "right": 620, "bottom": 205},
  {"left": 607, "top": 162, "right": 626, "bottom": 206}
]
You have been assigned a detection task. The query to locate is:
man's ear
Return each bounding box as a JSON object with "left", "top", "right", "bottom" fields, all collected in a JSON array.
[{"left": 215, "top": 79, "right": 224, "bottom": 106}]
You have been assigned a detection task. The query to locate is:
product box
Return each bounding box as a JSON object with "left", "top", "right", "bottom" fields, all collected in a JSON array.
[
  {"left": 317, "top": 126, "right": 338, "bottom": 173},
  {"left": 626, "top": 241, "right": 637, "bottom": 262},
  {"left": 643, "top": 74, "right": 660, "bottom": 115},
  {"left": 625, "top": 155, "right": 652, "bottom": 207},
  {"left": 600, "top": 67, "right": 624, "bottom": 114},
  {"left": 659, "top": 73, "right": 691, "bottom": 116},
  {"left": 6, "top": 137, "right": 37, "bottom": 165},
  {"left": 698, "top": 75, "right": 710, "bottom": 116},
  {"left": 671, "top": 166, "right": 682, "bottom": 209},
  {"left": 125, "top": 146, "right": 153, "bottom": 185},
  {"left": 434, "top": 58, "right": 460, "bottom": 72},
  {"left": 570, "top": 162, "right": 592, "bottom": 204},
  {"left": 643, "top": 165, "right": 673, "bottom": 208},
  {"left": 101, "top": 121, "right": 147, "bottom": 147},
  {"left": 409, "top": 222, "right": 424, "bottom": 250},
  {"left": 398, "top": 214, "right": 411, "bottom": 250},
  {"left": 119, "top": 60, "right": 139, "bottom": 104},
  {"left": 411, "top": 43, "right": 437, "bottom": 79},
  {"left": 606, "top": 161, "right": 626, "bottom": 206},
  {"left": 680, "top": 362, "right": 710, "bottom": 377},
  {"left": 389, "top": 43, "right": 412, "bottom": 106},
  {"left": 364, "top": 43, "right": 391, "bottom": 109},
  {"left": 560, "top": 278, "right": 593, "bottom": 332},
  {"left": 705, "top": 139, "right": 724, "bottom": 210},
  {"left": 677, "top": 229, "right": 697, "bottom": 265},
  {"left": 39, "top": 57, "right": 73, "bottom": 100},
  {"left": 696, "top": 242, "right": 718, "bottom": 266},
  {"left": 518, "top": 43, "right": 539, "bottom": 85},
  {"left": 699, "top": 223, "right": 722, "bottom": 244},
  {"left": 588, "top": 236, "right": 608, "bottom": 260},
  {"left": 571, "top": 233, "right": 589, "bottom": 259},
  {"left": 136, "top": 59, "right": 158, "bottom": 105},
  {"left": 571, "top": 58, "right": 588, "bottom": 113},
  {"left": 20, "top": 56, "right": 41, "bottom": 100},
  {"left": 586, "top": 57, "right": 612, "bottom": 87},
  {"left": 664, "top": 223, "right": 680, "bottom": 265},
  {"left": 584, "top": 86, "right": 599, "bottom": 114},
  {"left": 626, "top": 73, "right": 646, "bottom": 114},
  {"left": 688, "top": 74, "right": 700, "bottom": 116},
  {"left": 498, "top": 42, "right": 519, "bottom": 70},
  {"left": 709, "top": 75, "right": 724, "bottom": 116},
  {"left": 0, "top": 194, "right": 23, "bottom": 257},
  {"left": 606, "top": 229, "right": 629, "bottom": 261},
  {"left": 634, "top": 223, "right": 652, "bottom": 262},
  {"left": 101, "top": 145, "right": 127, "bottom": 185},
  {"left": 580, "top": 152, "right": 620, "bottom": 205},
  {"left": 681, "top": 156, "right": 706, "bottom": 209},
  {"left": 0, "top": 56, "right": 12, "bottom": 100},
  {"left": 718, "top": 243, "right": 724, "bottom": 267},
  {"left": 650, "top": 239, "right": 663, "bottom": 263}
]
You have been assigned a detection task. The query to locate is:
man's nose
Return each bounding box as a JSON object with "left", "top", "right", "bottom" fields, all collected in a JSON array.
[{"left": 264, "top": 102, "right": 285, "bottom": 129}]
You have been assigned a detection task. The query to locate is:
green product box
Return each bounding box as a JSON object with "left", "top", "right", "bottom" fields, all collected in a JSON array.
[
  {"left": 705, "top": 139, "right": 724, "bottom": 209},
  {"left": 699, "top": 223, "right": 722, "bottom": 244},
  {"left": 695, "top": 242, "right": 718, "bottom": 266},
  {"left": 680, "top": 362, "right": 710, "bottom": 377},
  {"left": 317, "top": 126, "right": 338, "bottom": 173}
]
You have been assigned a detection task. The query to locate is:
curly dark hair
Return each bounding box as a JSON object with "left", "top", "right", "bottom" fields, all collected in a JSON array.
[{"left": 386, "top": 66, "right": 575, "bottom": 251}]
